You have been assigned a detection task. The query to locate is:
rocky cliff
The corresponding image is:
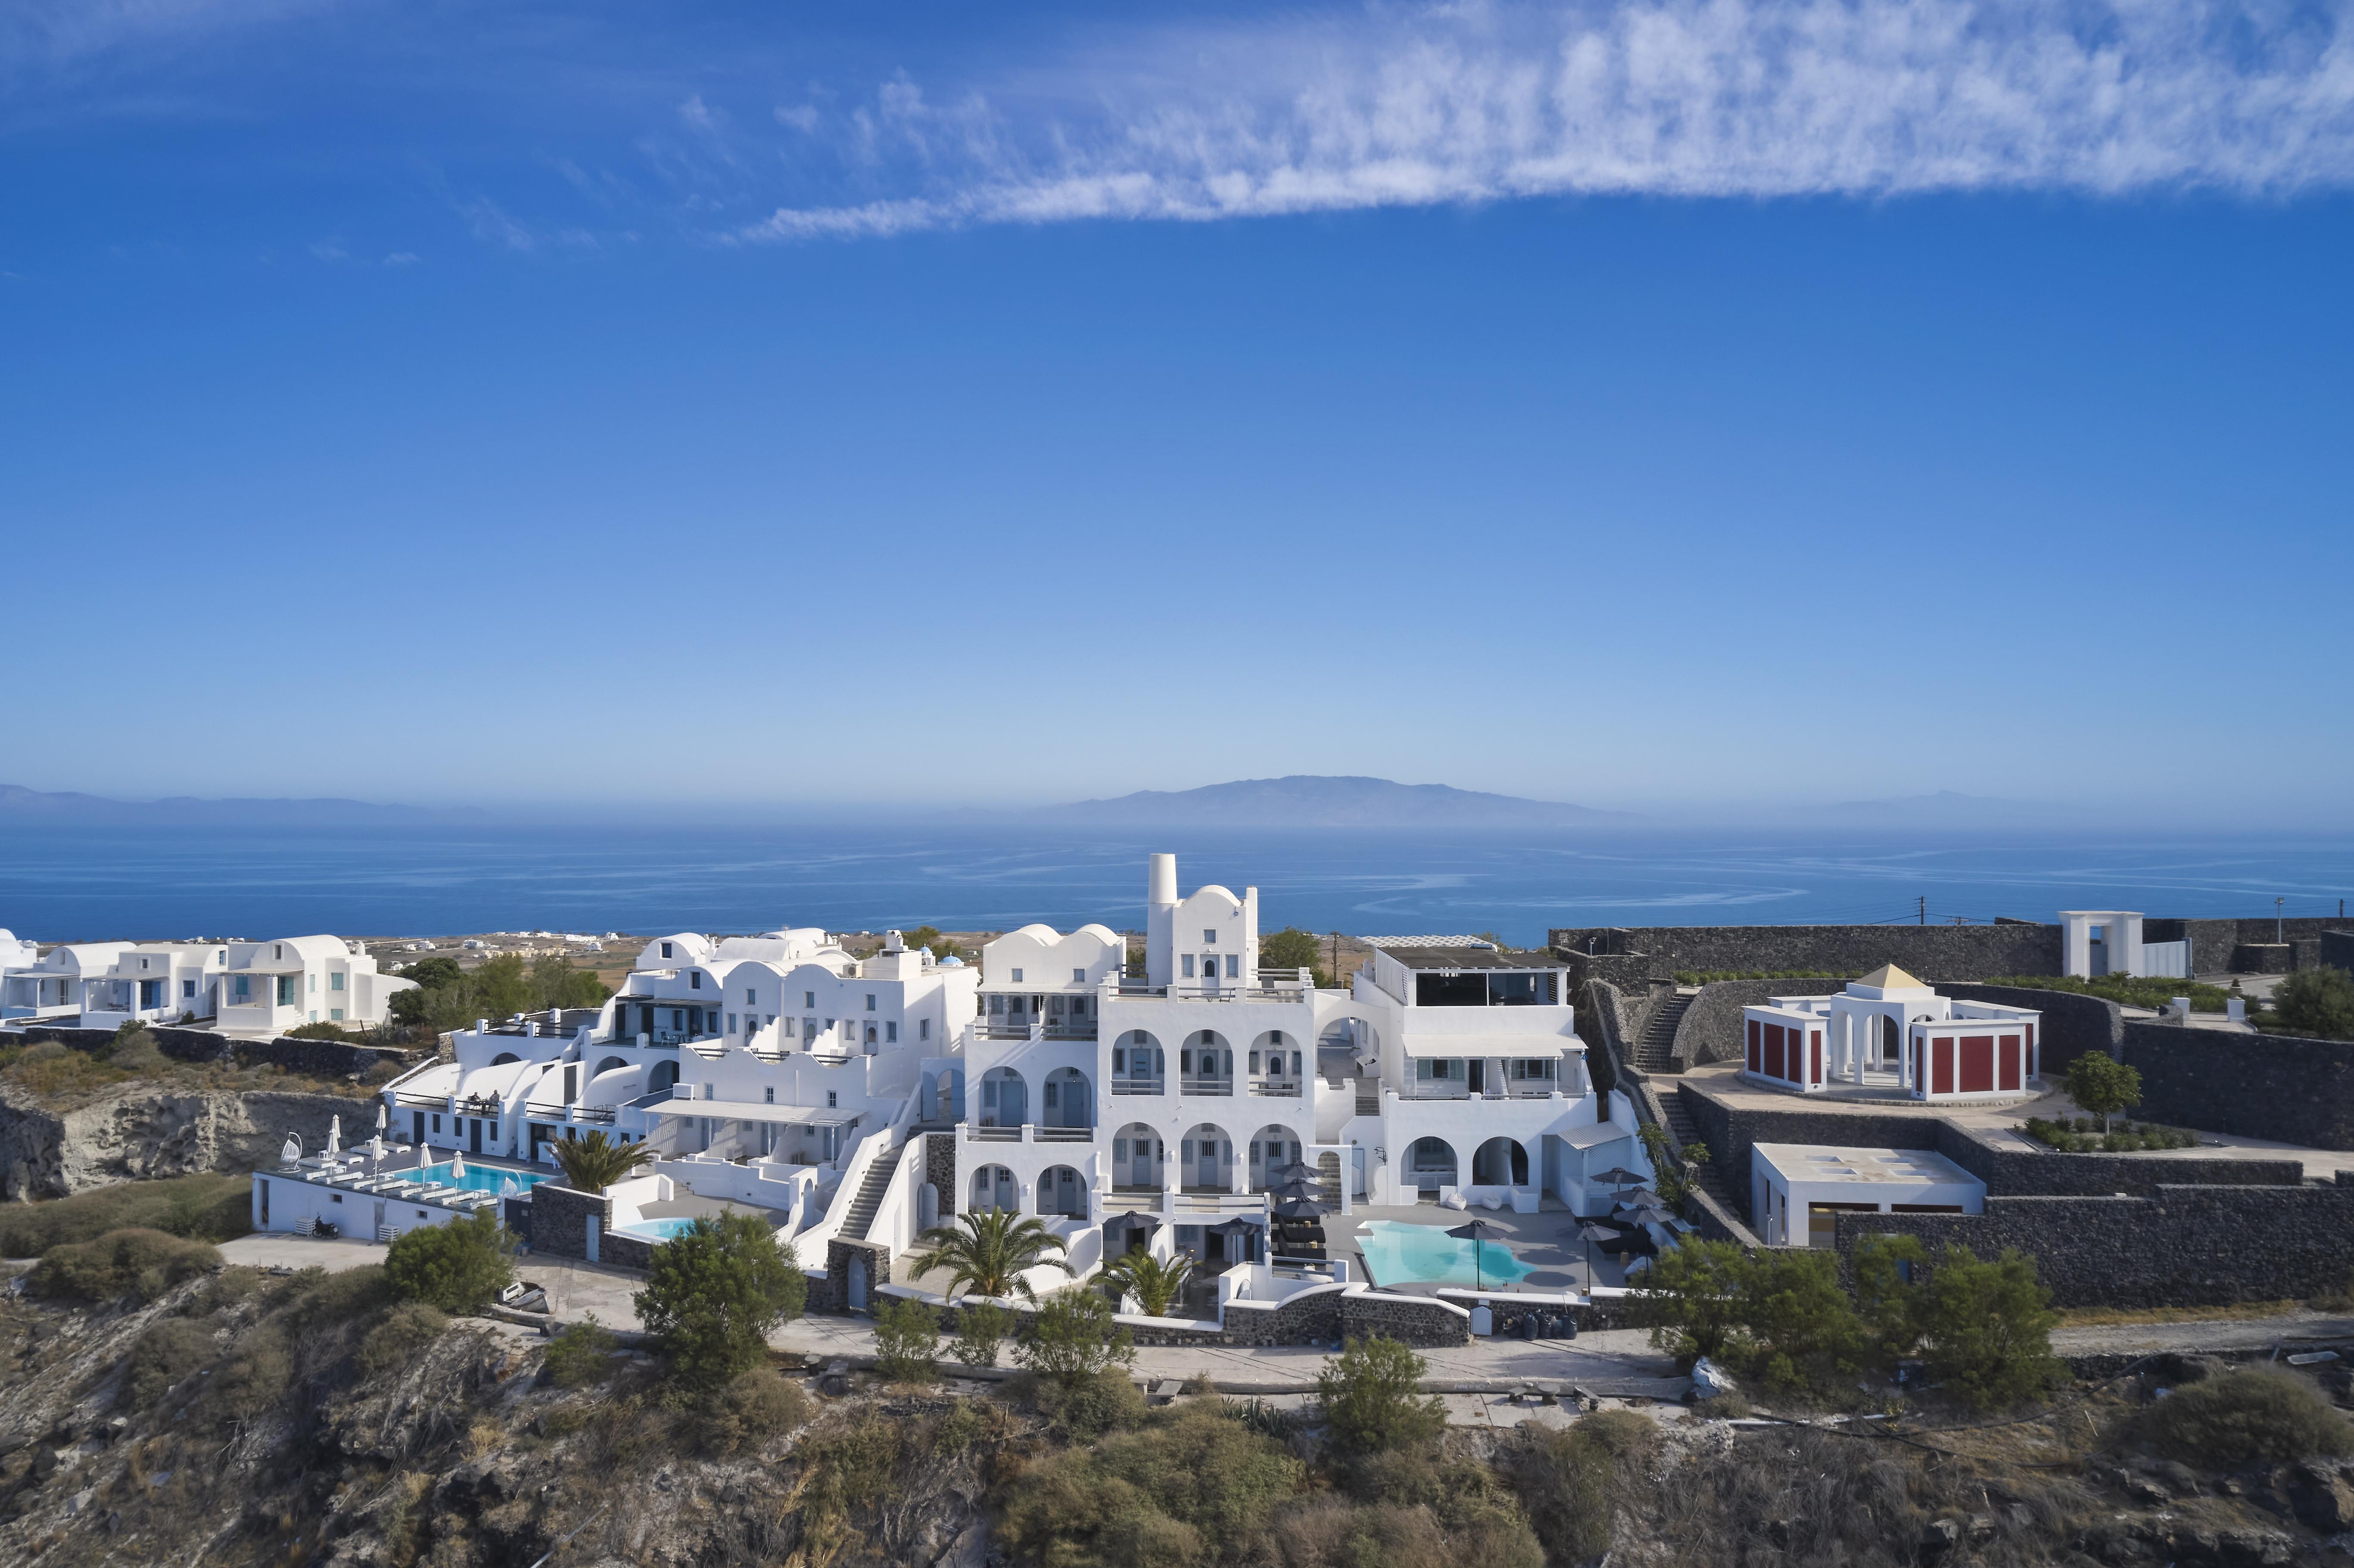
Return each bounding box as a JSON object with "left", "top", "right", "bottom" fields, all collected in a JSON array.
[{"left": 0, "top": 1086, "right": 379, "bottom": 1201}]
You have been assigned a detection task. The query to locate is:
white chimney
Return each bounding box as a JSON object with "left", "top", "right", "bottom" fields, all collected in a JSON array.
[{"left": 1146, "top": 853, "right": 1178, "bottom": 990}]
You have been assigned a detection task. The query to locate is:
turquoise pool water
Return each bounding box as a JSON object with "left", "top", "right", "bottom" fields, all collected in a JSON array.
[
  {"left": 615, "top": 1216, "right": 702, "bottom": 1241},
  {"left": 412, "top": 1162, "right": 549, "bottom": 1195},
  {"left": 1357, "top": 1220, "right": 1536, "bottom": 1290}
]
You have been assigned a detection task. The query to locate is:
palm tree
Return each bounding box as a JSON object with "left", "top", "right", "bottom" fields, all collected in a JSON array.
[
  {"left": 552, "top": 1130, "right": 654, "bottom": 1194},
  {"left": 1098, "top": 1249, "right": 1195, "bottom": 1318},
  {"left": 912, "top": 1207, "right": 1072, "bottom": 1301}
]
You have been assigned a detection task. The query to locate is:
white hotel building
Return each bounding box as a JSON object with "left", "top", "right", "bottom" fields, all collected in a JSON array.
[
  {"left": 258, "top": 852, "right": 1641, "bottom": 1307},
  {"left": 955, "top": 854, "right": 1642, "bottom": 1267}
]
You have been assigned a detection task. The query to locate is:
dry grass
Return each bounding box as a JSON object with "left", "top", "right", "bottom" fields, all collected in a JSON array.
[{"left": 2053, "top": 1300, "right": 2304, "bottom": 1328}]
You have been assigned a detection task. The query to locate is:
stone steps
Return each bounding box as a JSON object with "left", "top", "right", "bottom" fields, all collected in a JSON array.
[{"left": 1633, "top": 992, "right": 1695, "bottom": 1074}]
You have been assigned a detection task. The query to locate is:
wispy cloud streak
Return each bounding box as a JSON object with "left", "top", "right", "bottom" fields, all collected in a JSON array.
[{"left": 735, "top": 0, "right": 2354, "bottom": 241}]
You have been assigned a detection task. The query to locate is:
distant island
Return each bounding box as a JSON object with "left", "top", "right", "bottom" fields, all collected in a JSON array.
[
  {"left": 1030, "top": 775, "right": 1630, "bottom": 828},
  {"left": 0, "top": 784, "right": 481, "bottom": 826}
]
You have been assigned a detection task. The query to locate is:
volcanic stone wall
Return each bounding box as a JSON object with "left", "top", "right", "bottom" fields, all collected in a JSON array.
[
  {"left": 2123, "top": 1021, "right": 2354, "bottom": 1151},
  {"left": 1547, "top": 923, "right": 2063, "bottom": 981},
  {"left": 1834, "top": 1175, "right": 2354, "bottom": 1310}
]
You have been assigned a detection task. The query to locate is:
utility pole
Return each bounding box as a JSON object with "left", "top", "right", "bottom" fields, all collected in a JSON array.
[
  {"left": 2277, "top": 897, "right": 2285, "bottom": 944},
  {"left": 1918, "top": 896, "right": 1926, "bottom": 927}
]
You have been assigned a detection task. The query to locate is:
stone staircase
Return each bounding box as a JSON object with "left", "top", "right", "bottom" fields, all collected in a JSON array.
[
  {"left": 840, "top": 1141, "right": 905, "bottom": 1243},
  {"left": 1632, "top": 990, "right": 1696, "bottom": 1074},
  {"left": 1659, "top": 1090, "right": 1737, "bottom": 1211}
]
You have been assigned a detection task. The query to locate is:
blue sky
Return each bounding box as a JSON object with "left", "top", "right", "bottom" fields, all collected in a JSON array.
[{"left": 5, "top": 0, "right": 2351, "bottom": 821}]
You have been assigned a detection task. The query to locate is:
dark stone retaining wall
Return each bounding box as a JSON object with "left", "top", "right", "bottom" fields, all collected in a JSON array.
[
  {"left": 1676, "top": 1083, "right": 2307, "bottom": 1227},
  {"left": 1670, "top": 978, "right": 1845, "bottom": 1071},
  {"left": 1834, "top": 1176, "right": 2354, "bottom": 1310},
  {"left": 925, "top": 1132, "right": 955, "bottom": 1224},
  {"left": 528, "top": 1183, "right": 608, "bottom": 1262},
  {"left": 2123, "top": 1021, "right": 2354, "bottom": 1151},
  {"left": 2322, "top": 931, "right": 2354, "bottom": 974},
  {"left": 1548, "top": 923, "right": 2064, "bottom": 982},
  {"left": 1559, "top": 951, "right": 1660, "bottom": 996},
  {"left": 2160, "top": 917, "right": 2345, "bottom": 976},
  {"left": 9, "top": 1023, "right": 420, "bottom": 1078},
  {"left": 1940, "top": 985, "right": 2121, "bottom": 1077}
]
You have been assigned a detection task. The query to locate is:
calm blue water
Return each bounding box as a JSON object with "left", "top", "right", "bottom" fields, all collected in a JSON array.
[
  {"left": 1358, "top": 1220, "right": 1536, "bottom": 1289},
  {"left": 412, "top": 1162, "right": 549, "bottom": 1195},
  {"left": 617, "top": 1216, "right": 701, "bottom": 1241},
  {"left": 0, "top": 823, "right": 2347, "bottom": 945}
]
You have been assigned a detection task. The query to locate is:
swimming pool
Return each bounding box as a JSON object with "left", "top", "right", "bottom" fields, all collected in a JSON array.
[
  {"left": 1357, "top": 1220, "right": 1536, "bottom": 1290},
  {"left": 614, "top": 1216, "right": 704, "bottom": 1241},
  {"left": 411, "top": 1162, "right": 550, "bottom": 1195}
]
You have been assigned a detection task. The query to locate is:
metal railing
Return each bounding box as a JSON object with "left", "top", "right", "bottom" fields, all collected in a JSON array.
[
  {"left": 1036, "top": 1125, "right": 1094, "bottom": 1142},
  {"left": 1110, "top": 1079, "right": 1166, "bottom": 1096},
  {"left": 1178, "top": 1076, "right": 1233, "bottom": 1096},
  {"left": 1247, "top": 1080, "right": 1302, "bottom": 1097},
  {"left": 965, "top": 1125, "right": 1021, "bottom": 1142}
]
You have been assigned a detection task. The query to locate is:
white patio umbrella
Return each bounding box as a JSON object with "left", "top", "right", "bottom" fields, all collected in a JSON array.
[
  {"left": 325, "top": 1116, "right": 343, "bottom": 1159},
  {"left": 449, "top": 1149, "right": 467, "bottom": 1180},
  {"left": 375, "top": 1102, "right": 388, "bottom": 1136}
]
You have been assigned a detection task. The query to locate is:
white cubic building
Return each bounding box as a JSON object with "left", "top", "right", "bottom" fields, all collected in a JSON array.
[
  {"left": 1750, "top": 1142, "right": 1985, "bottom": 1248},
  {"left": 79, "top": 943, "right": 229, "bottom": 1028},
  {"left": 215, "top": 936, "right": 414, "bottom": 1034},
  {"left": 1, "top": 941, "right": 128, "bottom": 1020}
]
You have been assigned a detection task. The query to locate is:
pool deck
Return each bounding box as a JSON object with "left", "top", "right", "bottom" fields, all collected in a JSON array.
[
  {"left": 620, "top": 1191, "right": 789, "bottom": 1233},
  {"left": 1335, "top": 1201, "right": 1635, "bottom": 1296}
]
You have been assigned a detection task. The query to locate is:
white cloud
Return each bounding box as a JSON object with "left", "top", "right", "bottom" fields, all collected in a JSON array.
[
  {"left": 730, "top": 0, "right": 2354, "bottom": 242},
  {"left": 308, "top": 237, "right": 349, "bottom": 261},
  {"left": 382, "top": 250, "right": 419, "bottom": 265}
]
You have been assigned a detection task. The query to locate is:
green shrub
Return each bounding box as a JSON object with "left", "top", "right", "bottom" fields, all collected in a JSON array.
[
  {"left": 29, "top": 1227, "right": 219, "bottom": 1302},
  {"left": 633, "top": 1212, "right": 806, "bottom": 1391},
  {"left": 3, "top": 1039, "right": 131, "bottom": 1098},
  {"left": 542, "top": 1315, "right": 620, "bottom": 1388},
  {"left": 384, "top": 1210, "right": 514, "bottom": 1313},
  {"left": 121, "top": 1318, "right": 218, "bottom": 1408},
  {"left": 1673, "top": 970, "right": 1862, "bottom": 985},
  {"left": 1016, "top": 1288, "right": 1134, "bottom": 1385},
  {"left": 358, "top": 1301, "right": 451, "bottom": 1377},
  {"left": 873, "top": 1295, "right": 943, "bottom": 1381},
  {"left": 1916, "top": 1246, "right": 2064, "bottom": 1410},
  {"left": 276, "top": 1263, "right": 395, "bottom": 1328},
  {"left": 283, "top": 1020, "right": 358, "bottom": 1040},
  {"left": 0, "top": 1173, "right": 253, "bottom": 1255},
  {"left": 700, "top": 1366, "right": 814, "bottom": 1455},
  {"left": 1506, "top": 1419, "right": 1630, "bottom": 1566},
  {"left": 1982, "top": 974, "right": 2234, "bottom": 1012},
  {"left": 2271, "top": 967, "right": 2354, "bottom": 1040},
  {"left": 207, "top": 1323, "right": 296, "bottom": 1421},
  {"left": 951, "top": 1298, "right": 1009, "bottom": 1368},
  {"left": 2139, "top": 1366, "right": 2354, "bottom": 1464},
  {"left": 106, "top": 1024, "right": 169, "bottom": 1075},
  {"left": 1029, "top": 1366, "right": 1148, "bottom": 1439},
  {"left": 2022, "top": 1117, "right": 2197, "bottom": 1153},
  {"left": 1317, "top": 1336, "right": 1446, "bottom": 1456},
  {"left": 999, "top": 1404, "right": 1303, "bottom": 1566}
]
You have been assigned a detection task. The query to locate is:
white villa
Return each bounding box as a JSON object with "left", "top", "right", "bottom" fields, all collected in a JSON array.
[
  {"left": 1, "top": 941, "right": 131, "bottom": 1021},
  {"left": 1741, "top": 965, "right": 2042, "bottom": 1102},
  {"left": 215, "top": 936, "right": 414, "bottom": 1035},
  {"left": 79, "top": 943, "right": 230, "bottom": 1028},
  {"left": 1750, "top": 1142, "right": 1984, "bottom": 1248}
]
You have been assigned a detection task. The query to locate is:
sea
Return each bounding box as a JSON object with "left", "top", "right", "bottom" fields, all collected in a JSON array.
[{"left": 1, "top": 823, "right": 2349, "bottom": 945}]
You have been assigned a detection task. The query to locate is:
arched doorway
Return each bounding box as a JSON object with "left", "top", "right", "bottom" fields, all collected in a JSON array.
[
  {"left": 1112, "top": 1123, "right": 1163, "bottom": 1190},
  {"left": 1405, "top": 1136, "right": 1457, "bottom": 1192},
  {"left": 970, "top": 1164, "right": 1017, "bottom": 1211},
  {"left": 1180, "top": 1123, "right": 1233, "bottom": 1192},
  {"left": 1247, "top": 1124, "right": 1304, "bottom": 1191},
  {"left": 1038, "top": 1164, "right": 1086, "bottom": 1217},
  {"left": 1179, "top": 1032, "right": 1232, "bottom": 1093},
  {"left": 648, "top": 1058, "right": 679, "bottom": 1093},
  {"left": 1113, "top": 1031, "right": 1165, "bottom": 1093},
  {"left": 1043, "top": 1066, "right": 1093, "bottom": 1129},
  {"left": 1471, "top": 1135, "right": 1529, "bottom": 1187},
  {"left": 980, "top": 1067, "right": 1027, "bottom": 1127}
]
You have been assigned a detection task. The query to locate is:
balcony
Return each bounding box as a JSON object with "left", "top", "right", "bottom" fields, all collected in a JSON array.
[
  {"left": 1247, "top": 1079, "right": 1303, "bottom": 1098},
  {"left": 1035, "top": 1125, "right": 1094, "bottom": 1142},
  {"left": 965, "top": 1125, "right": 1022, "bottom": 1142},
  {"left": 971, "top": 1019, "right": 1100, "bottom": 1043},
  {"left": 1110, "top": 1077, "right": 1166, "bottom": 1097},
  {"left": 1178, "top": 1076, "right": 1233, "bottom": 1097}
]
